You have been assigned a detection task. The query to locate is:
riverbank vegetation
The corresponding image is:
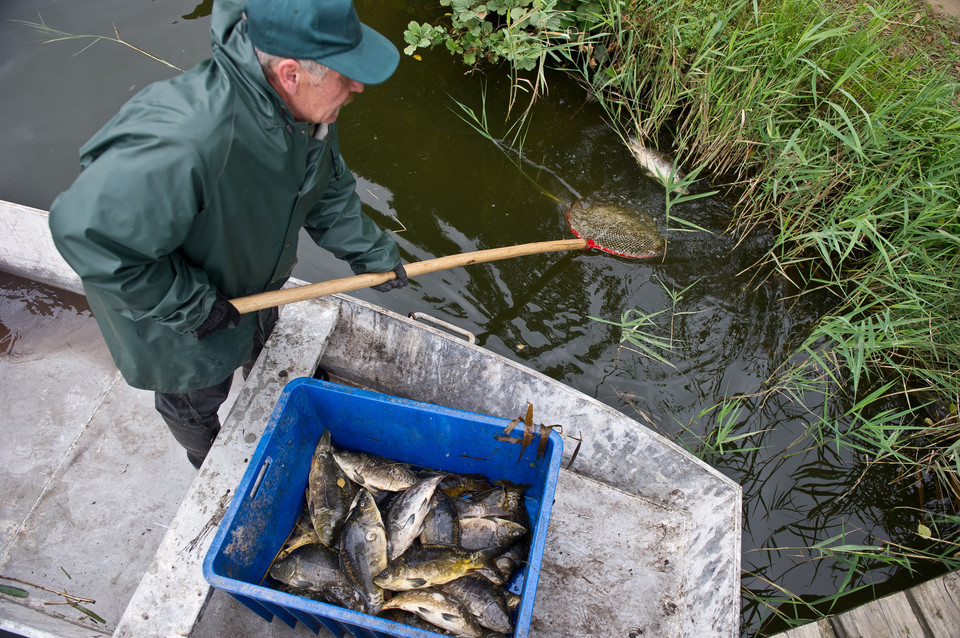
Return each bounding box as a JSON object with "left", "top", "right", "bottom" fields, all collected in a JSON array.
[{"left": 405, "top": 0, "right": 960, "bottom": 632}]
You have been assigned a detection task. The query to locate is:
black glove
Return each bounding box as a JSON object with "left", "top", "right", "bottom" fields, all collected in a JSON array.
[
  {"left": 192, "top": 291, "right": 241, "bottom": 340},
  {"left": 371, "top": 264, "right": 408, "bottom": 292}
]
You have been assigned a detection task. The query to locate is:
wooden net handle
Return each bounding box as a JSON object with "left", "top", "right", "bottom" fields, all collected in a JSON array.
[{"left": 230, "top": 238, "right": 588, "bottom": 314}]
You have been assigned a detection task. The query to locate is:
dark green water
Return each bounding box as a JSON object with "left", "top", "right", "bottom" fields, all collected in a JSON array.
[{"left": 0, "top": 0, "right": 941, "bottom": 633}]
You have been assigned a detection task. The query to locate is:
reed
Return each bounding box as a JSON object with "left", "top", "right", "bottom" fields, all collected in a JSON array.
[{"left": 524, "top": 0, "right": 960, "bottom": 630}]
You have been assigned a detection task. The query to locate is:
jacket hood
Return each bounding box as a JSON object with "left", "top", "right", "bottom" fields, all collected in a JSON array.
[
  {"left": 210, "top": 0, "right": 247, "bottom": 51},
  {"left": 209, "top": 0, "right": 291, "bottom": 127}
]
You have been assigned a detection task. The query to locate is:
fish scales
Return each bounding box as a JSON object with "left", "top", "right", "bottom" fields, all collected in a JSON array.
[
  {"left": 385, "top": 474, "right": 444, "bottom": 561},
  {"left": 421, "top": 490, "right": 461, "bottom": 549},
  {"left": 333, "top": 448, "right": 419, "bottom": 491},
  {"left": 374, "top": 546, "right": 493, "bottom": 591},
  {"left": 380, "top": 588, "right": 484, "bottom": 638},
  {"left": 625, "top": 136, "right": 687, "bottom": 194},
  {"left": 338, "top": 488, "right": 388, "bottom": 614},
  {"left": 440, "top": 573, "right": 515, "bottom": 634},
  {"left": 307, "top": 430, "right": 357, "bottom": 548}
]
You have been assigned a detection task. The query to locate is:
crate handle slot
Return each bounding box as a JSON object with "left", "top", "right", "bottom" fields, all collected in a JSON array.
[{"left": 249, "top": 458, "right": 271, "bottom": 499}]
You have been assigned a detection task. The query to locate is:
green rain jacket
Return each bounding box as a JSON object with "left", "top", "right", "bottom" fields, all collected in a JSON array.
[{"left": 49, "top": 0, "right": 399, "bottom": 393}]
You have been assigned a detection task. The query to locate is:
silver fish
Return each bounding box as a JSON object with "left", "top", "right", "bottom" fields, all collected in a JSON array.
[
  {"left": 338, "top": 488, "right": 388, "bottom": 614},
  {"left": 459, "top": 516, "right": 528, "bottom": 551},
  {"left": 626, "top": 136, "right": 687, "bottom": 194},
  {"left": 307, "top": 430, "right": 356, "bottom": 548},
  {"left": 381, "top": 588, "right": 484, "bottom": 638},
  {"left": 440, "top": 574, "right": 515, "bottom": 634},
  {"left": 333, "top": 448, "right": 419, "bottom": 492},
  {"left": 269, "top": 544, "right": 345, "bottom": 592},
  {"left": 385, "top": 474, "right": 445, "bottom": 561}
]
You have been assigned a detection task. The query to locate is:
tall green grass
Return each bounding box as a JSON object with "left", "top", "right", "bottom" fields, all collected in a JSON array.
[{"left": 406, "top": 0, "right": 960, "bottom": 631}]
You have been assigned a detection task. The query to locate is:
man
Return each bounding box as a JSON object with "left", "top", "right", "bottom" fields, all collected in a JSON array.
[{"left": 49, "top": 0, "right": 406, "bottom": 469}]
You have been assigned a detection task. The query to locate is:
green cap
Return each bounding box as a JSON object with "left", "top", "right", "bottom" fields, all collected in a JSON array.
[{"left": 245, "top": 0, "right": 399, "bottom": 85}]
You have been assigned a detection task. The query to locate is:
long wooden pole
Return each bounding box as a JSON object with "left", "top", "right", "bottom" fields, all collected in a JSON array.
[{"left": 229, "top": 238, "right": 588, "bottom": 314}]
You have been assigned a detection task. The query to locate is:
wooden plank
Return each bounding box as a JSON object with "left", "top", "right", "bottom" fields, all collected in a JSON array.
[
  {"left": 831, "top": 591, "right": 926, "bottom": 638},
  {"left": 776, "top": 619, "right": 835, "bottom": 638},
  {"left": 907, "top": 570, "right": 960, "bottom": 638}
]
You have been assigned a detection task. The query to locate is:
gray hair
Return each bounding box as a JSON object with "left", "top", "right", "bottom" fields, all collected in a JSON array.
[{"left": 254, "top": 47, "right": 330, "bottom": 85}]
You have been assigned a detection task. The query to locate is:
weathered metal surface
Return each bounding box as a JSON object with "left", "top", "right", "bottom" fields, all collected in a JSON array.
[{"left": 0, "top": 201, "right": 82, "bottom": 295}]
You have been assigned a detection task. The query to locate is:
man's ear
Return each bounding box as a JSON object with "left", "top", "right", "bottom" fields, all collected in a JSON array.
[{"left": 272, "top": 58, "right": 302, "bottom": 95}]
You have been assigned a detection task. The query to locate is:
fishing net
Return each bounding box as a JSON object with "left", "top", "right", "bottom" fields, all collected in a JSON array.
[{"left": 565, "top": 200, "right": 664, "bottom": 259}]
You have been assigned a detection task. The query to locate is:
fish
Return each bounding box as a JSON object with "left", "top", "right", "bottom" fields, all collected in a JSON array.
[
  {"left": 421, "top": 489, "right": 461, "bottom": 549},
  {"left": 440, "top": 573, "right": 515, "bottom": 634},
  {"left": 384, "top": 474, "right": 445, "bottom": 561},
  {"left": 338, "top": 488, "right": 388, "bottom": 614},
  {"left": 275, "top": 510, "right": 321, "bottom": 561},
  {"left": 285, "top": 581, "right": 367, "bottom": 613},
  {"left": 492, "top": 480, "right": 529, "bottom": 519},
  {"left": 452, "top": 488, "right": 511, "bottom": 519},
  {"left": 492, "top": 539, "right": 529, "bottom": 581},
  {"left": 374, "top": 546, "right": 493, "bottom": 591},
  {"left": 380, "top": 588, "right": 484, "bottom": 638},
  {"left": 268, "top": 543, "right": 346, "bottom": 593},
  {"left": 459, "top": 516, "right": 528, "bottom": 552},
  {"left": 307, "top": 430, "right": 356, "bottom": 548},
  {"left": 333, "top": 448, "right": 419, "bottom": 492},
  {"left": 625, "top": 136, "right": 687, "bottom": 194},
  {"left": 440, "top": 473, "right": 494, "bottom": 498}
]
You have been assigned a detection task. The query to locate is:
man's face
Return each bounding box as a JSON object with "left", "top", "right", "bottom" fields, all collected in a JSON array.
[{"left": 289, "top": 67, "right": 364, "bottom": 123}]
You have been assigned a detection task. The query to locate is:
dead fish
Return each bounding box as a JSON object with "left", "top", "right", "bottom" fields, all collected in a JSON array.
[
  {"left": 452, "top": 489, "right": 511, "bottom": 519},
  {"left": 380, "top": 608, "right": 454, "bottom": 634},
  {"left": 339, "top": 489, "right": 388, "bottom": 614},
  {"left": 288, "top": 581, "right": 367, "bottom": 613},
  {"left": 385, "top": 474, "right": 445, "bottom": 561},
  {"left": 380, "top": 588, "right": 484, "bottom": 638},
  {"left": 454, "top": 481, "right": 530, "bottom": 519},
  {"left": 275, "top": 510, "right": 321, "bottom": 561},
  {"left": 459, "top": 517, "right": 528, "bottom": 551},
  {"left": 307, "top": 430, "right": 357, "bottom": 548},
  {"left": 421, "top": 490, "right": 461, "bottom": 549},
  {"left": 492, "top": 480, "right": 529, "bottom": 519},
  {"left": 333, "top": 448, "right": 419, "bottom": 492},
  {"left": 440, "top": 473, "right": 494, "bottom": 498},
  {"left": 374, "top": 546, "right": 493, "bottom": 591},
  {"left": 625, "top": 136, "right": 687, "bottom": 194},
  {"left": 493, "top": 539, "right": 529, "bottom": 581},
  {"left": 269, "top": 543, "right": 345, "bottom": 593},
  {"left": 440, "top": 573, "right": 515, "bottom": 634}
]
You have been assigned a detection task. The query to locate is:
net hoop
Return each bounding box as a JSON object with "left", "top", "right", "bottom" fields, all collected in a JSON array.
[{"left": 565, "top": 200, "right": 664, "bottom": 259}]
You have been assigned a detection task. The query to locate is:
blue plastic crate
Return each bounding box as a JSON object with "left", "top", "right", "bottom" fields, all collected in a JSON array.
[{"left": 203, "top": 378, "right": 562, "bottom": 638}]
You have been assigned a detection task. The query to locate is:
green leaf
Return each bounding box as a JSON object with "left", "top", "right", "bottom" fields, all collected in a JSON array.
[
  {"left": 0, "top": 584, "right": 29, "bottom": 598},
  {"left": 918, "top": 523, "right": 932, "bottom": 539},
  {"left": 70, "top": 602, "right": 106, "bottom": 624}
]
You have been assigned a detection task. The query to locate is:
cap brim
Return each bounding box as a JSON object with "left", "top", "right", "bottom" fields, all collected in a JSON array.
[{"left": 320, "top": 23, "right": 399, "bottom": 85}]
